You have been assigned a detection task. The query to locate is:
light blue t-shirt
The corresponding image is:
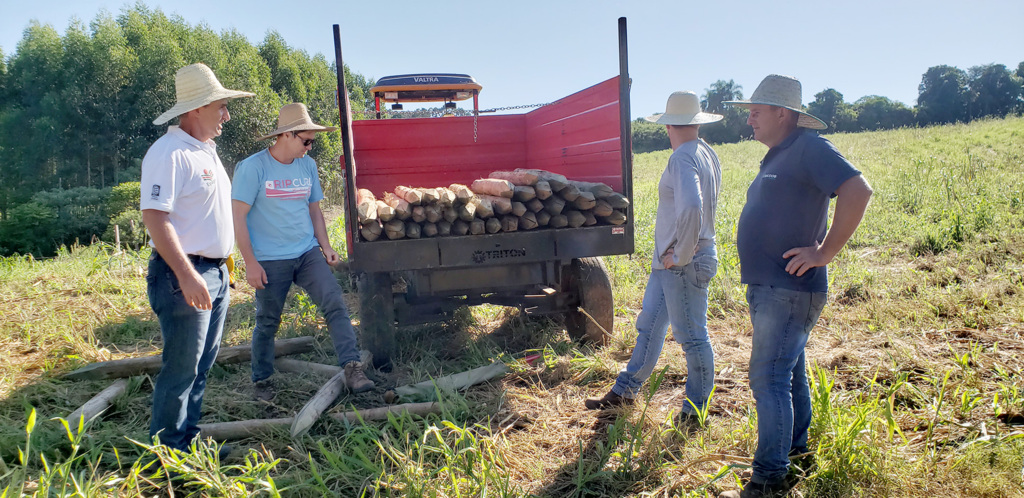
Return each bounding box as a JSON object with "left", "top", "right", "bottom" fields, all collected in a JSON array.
[{"left": 232, "top": 149, "right": 323, "bottom": 261}]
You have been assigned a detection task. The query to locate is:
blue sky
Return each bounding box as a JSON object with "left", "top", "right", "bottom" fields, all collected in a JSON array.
[{"left": 3, "top": 0, "right": 1022, "bottom": 121}]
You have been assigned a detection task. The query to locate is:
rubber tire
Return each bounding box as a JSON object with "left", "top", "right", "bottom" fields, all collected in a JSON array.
[
  {"left": 564, "top": 257, "right": 613, "bottom": 345},
  {"left": 356, "top": 271, "right": 396, "bottom": 370}
]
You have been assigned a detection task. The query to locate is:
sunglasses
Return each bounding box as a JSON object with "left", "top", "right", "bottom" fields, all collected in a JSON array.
[{"left": 292, "top": 132, "right": 316, "bottom": 147}]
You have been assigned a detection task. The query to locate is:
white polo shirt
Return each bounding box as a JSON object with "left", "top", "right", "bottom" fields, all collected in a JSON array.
[{"left": 140, "top": 126, "right": 234, "bottom": 259}]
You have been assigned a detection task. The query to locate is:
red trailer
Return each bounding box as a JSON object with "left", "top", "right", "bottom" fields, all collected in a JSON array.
[{"left": 332, "top": 18, "right": 634, "bottom": 368}]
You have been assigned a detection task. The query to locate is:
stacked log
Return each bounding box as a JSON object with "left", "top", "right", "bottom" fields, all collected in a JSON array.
[{"left": 357, "top": 169, "right": 629, "bottom": 241}]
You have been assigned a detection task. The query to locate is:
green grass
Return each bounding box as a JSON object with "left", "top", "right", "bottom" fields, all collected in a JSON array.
[{"left": 2, "top": 117, "right": 1024, "bottom": 496}]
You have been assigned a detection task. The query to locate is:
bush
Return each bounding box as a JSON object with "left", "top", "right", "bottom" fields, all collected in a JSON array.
[
  {"left": 107, "top": 182, "right": 141, "bottom": 217},
  {"left": 631, "top": 119, "right": 670, "bottom": 154},
  {"left": 0, "top": 202, "right": 58, "bottom": 256},
  {"left": 102, "top": 209, "right": 146, "bottom": 250},
  {"left": 0, "top": 187, "right": 110, "bottom": 257}
]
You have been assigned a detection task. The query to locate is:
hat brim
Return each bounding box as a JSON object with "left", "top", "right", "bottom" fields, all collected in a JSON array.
[
  {"left": 723, "top": 100, "right": 826, "bottom": 130},
  {"left": 643, "top": 111, "right": 723, "bottom": 126},
  {"left": 257, "top": 123, "right": 339, "bottom": 142},
  {"left": 153, "top": 89, "right": 256, "bottom": 126}
]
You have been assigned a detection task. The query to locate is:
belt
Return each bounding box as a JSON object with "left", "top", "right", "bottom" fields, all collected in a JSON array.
[
  {"left": 187, "top": 254, "right": 228, "bottom": 266},
  {"left": 150, "top": 252, "right": 228, "bottom": 266}
]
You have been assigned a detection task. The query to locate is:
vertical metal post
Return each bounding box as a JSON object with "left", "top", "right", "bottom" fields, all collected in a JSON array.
[
  {"left": 333, "top": 24, "right": 359, "bottom": 255},
  {"left": 617, "top": 17, "right": 634, "bottom": 224}
]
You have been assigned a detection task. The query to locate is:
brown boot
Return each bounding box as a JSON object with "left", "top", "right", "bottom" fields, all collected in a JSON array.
[
  {"left": 344, "top": 361, "right": 375, "bottom": 393},
  {"left": 253, "top": 379, "right": 275, "bottom": 402},
  {"left": 584, "top": 390, "right": 634, "bottom": 410}
]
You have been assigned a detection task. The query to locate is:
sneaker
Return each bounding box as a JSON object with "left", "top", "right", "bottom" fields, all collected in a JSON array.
[
  {"left": 344, "top": 361, "right": 375, "bottom": 393},
  {"left": 253, "top": 379, "right": 275, "bottom": 402},
  {"left": 718, "top": 477, "right": 791, "bottom": 498},
  {"left": 584, "top": 390, "right": 634, "bottom": 410}
]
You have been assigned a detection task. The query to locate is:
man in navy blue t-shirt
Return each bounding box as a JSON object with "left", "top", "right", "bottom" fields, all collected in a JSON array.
[{"left": 719, "top": 75, "right": 873, "bottom": 498}]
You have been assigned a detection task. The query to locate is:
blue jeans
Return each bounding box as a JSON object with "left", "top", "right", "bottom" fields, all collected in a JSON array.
[
  {"left": 147, "top": 255, "right": 230, "bottom": 451},
  {"left": 746, "top": 284, "right": 826, "bottom": 485},
  {"left": 251, "top": 248, "right": 361, "bottom": 383},
  {"left": 612, "top": 251, "right": 717, "bottom": 415}
]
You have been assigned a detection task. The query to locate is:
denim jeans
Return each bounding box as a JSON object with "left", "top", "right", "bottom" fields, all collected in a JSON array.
[
  {"left": 746, "top": 284, "right": 826, "bottom": 485},
  {"left": 612, "top": 250, "right": 717, "bottom": 415},
  {"left": 147, "top": 255, "right": 230, "bottom": 451},
  {"left": 251, "top": 247, "right": 360, "bottom": 383}
]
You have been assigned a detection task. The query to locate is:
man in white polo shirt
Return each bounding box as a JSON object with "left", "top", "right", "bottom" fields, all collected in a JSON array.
[{"left": 140, "top": 63, "right": 253, "bottom": 454}]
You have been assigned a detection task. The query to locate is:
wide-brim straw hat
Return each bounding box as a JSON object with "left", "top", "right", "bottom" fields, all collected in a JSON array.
[
  {"left": 645, "top": 91, "right": 723, "bottom": 126},
  {"left": 257, "top": 103, "right": 338, "bottom": 141},
  {"left": 153, "top": 63, "right": 255, "bottom": 125},
  {"left": 723, "top": 74, "right": 826, "bottom": 130}
]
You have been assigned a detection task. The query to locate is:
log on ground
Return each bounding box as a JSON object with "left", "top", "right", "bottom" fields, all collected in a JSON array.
[{"left": 63, "top": 337, "right": 316, "bottom": 381}]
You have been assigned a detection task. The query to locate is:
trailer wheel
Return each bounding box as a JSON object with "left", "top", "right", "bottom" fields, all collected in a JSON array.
[
  {"left": 564, "top": 257, "right": 613, "bottom": 345},
  {"left": 357, "top": 271, "right": 396, "bottom": 370}
]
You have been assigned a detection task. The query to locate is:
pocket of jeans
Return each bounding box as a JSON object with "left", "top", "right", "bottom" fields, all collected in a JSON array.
[{"left": 692, "top": 260, "right": 717, "bottom": 289}]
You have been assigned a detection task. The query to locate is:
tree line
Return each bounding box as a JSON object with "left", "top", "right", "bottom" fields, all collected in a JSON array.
[
  {"left": 0, "top": 4, "right": 1021, "bottom": 255},
  {"left": 0, "top": 4, "right": 374, "bottom": 256},
  {"left": 632, "top": 62, "right": 1024, "bottom": 153}
]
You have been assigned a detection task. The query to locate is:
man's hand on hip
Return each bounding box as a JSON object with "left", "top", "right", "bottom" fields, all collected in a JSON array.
[{"left": 782, "top": 243, "right": 831, "bottom": 277}]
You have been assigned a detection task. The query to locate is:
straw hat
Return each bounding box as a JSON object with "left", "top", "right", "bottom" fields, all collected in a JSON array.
[
  {"left": 645, "top": 91, "right": 723, "bottom": 125},
  {"left": 257, "top": 103, "right": 338, "bottom": 141},
  {"left": 723, "top": 74, "right": 826, "bottom": 130},
  {"left": 153, "top": 63, "right": 255, "bottom": 125}
]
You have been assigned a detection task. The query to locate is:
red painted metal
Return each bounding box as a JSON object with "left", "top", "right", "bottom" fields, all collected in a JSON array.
[{"left": 350, "top": 76, "right": 623, "bottom": 197}]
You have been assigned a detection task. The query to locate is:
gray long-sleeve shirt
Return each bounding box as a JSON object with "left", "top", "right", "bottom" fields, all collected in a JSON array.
[{"left": 652, "top": 138, "right": 722, "bottom": 269}]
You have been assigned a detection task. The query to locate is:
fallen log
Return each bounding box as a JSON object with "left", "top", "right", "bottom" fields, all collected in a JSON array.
[
  {"left": 63, "top": 337, "right": 316, "bottom": 381},
  {"left": 394, "top": 362, "right": 510, "bottom": 398},
  {"left": 275, "top": 358, "right": 341, "bottom": 377},
  {"left": 290, "top": 350, "right": 371, "bottom": 437},
  {"left": 67, "top": 378, "right": 129, "bottom": 424},
  {"left": 198, "top": 402, "right": 441, "bottom": 441}
]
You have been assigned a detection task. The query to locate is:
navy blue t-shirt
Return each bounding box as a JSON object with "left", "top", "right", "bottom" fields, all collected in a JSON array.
[{"left": 736, "top": 128, "right": 861, "bottom": 292}]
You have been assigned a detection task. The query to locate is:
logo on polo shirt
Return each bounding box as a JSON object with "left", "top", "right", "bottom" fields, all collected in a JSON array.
[
  {"left": 151, "top": 185, "right": 161, "bottom": 199},
  {"left": 201, "top": 169, "right": 215, "bottom": 186},
  {"left": 762, "top": 174, "right": 778, "bottom": 179}
]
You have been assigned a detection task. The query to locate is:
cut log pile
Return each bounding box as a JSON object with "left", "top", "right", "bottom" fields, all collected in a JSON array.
[{"left": 355, "top": 169, "right": 630, "bottom": 241}]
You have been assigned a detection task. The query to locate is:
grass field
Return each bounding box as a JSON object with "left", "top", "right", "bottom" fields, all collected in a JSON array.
[{"left": 2, "top": 117, "right": 1024, "bottom": 496}]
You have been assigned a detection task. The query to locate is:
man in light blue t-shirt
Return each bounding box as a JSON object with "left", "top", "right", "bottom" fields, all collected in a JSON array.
[{"left": 232, "top": 103, "right": 374, "bottom": 401}]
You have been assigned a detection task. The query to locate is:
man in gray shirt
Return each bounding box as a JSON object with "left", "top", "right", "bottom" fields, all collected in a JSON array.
[{"left": 585, "top": 91, "right": 722, "bottom": 426}]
